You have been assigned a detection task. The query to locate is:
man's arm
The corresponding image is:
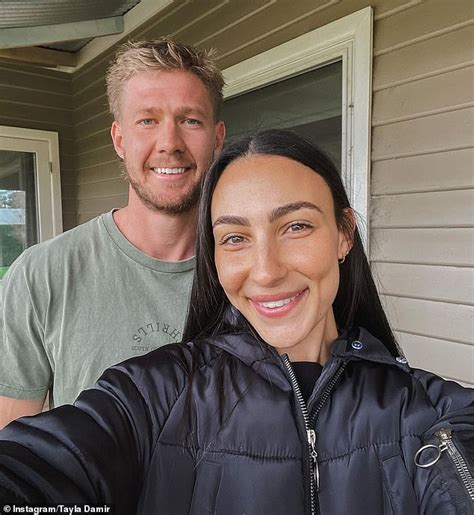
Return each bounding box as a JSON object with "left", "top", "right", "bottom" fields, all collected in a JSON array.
[
  {"left": 0, "top": 395, "right": 46, "bottom": 429},
  {"left": 0, "top": 253, "right": 52, "bottom": 424}
]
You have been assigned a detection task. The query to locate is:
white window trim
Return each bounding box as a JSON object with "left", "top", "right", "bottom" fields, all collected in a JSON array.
[
  {"left": 0, "top": 125, "right": 63, "bottom": 241},
  {"left": 223, "top": 6, "right": 373, "bottom": 249}
]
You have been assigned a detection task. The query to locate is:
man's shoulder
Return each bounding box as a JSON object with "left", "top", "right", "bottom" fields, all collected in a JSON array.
[
  {"left": 3, "top": 213, "right": 113, "bottom": 285},
  {"left": 19, "top": 213, "right": 110, "bottom": 264}
]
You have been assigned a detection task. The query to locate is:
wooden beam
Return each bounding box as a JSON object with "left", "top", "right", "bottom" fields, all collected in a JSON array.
[
  {"left": 75, "top": 0, "right": 172, "bottom": 70},
  {"left": 0, "top": 17, "right": 124, "bottom": 49},
  {"left": 0, "top": 46, "right": 77, "bottom": 68}
]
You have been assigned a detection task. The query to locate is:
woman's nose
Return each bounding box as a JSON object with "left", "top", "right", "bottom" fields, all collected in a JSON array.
[{"left": 250, "top": 242, "right": 287, "bottom": 287}]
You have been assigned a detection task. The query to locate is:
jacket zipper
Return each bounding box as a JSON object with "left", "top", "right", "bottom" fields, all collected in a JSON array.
[
  {"left": 309, "top": 363, "right": 347, "bottom": 428},
  {"left": 282, "top": 355, "right": 317, "bottom": 515},
  {"left": 438, "top": 429, "right": 474, "bottom": 501},
  {"left": 282, "top": 356, "right": 346, "bottom": 515},
  {"left": 415, "top": 428, "right": 474, "bottom": 501}
]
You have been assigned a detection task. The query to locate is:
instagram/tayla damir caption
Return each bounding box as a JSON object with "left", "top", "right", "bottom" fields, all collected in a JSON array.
[{"left": 2, "top": 505, "right": 111, "bottom": 513}]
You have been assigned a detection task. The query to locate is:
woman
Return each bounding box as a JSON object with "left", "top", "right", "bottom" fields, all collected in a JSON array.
[{"left": 0, "top": 130, "right": 472, "bottom": 514}]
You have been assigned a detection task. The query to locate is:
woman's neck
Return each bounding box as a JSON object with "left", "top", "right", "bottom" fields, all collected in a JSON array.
[{"left": 277, "top": 309, "right": 339, "bottom": 364}]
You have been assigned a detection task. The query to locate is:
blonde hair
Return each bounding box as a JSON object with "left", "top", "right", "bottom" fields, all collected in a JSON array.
[{"left": 106, "top": 38, "right": 225, "bottom": 121}]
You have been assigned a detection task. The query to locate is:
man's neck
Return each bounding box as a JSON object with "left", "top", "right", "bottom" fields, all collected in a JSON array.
[{"left": 113, "top": 196, "right": 198, "bottom": 262}]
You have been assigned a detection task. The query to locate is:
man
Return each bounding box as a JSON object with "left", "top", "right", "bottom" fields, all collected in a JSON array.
[{"left": 0, "top": 39, "right": 225, "bottom": 427}]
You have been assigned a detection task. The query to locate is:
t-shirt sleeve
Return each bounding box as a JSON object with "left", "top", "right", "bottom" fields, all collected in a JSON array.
[{"left": 0, "top": 253, "right": 51, "bottom": 400}]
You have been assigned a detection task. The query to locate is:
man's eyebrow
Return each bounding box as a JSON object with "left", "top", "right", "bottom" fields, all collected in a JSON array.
[
  {"left": 177, "top": 106, "right": 209, "bottom": 118},
  {"left": 135, "top": 107, "right": 155, "bottom": 115},
  {"left": 134, "top": 106, "right": 209, "bottom": 117},
  {"left": 269, "top": 201, "right": 323, "bottom": 222},
  {"left": 212, "top": 215, "right": 250, "bottom": 228}
]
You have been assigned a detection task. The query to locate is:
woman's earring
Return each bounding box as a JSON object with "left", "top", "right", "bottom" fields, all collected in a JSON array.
[{"left": 338, "top": 254, "right": 347, "bottom": 265}]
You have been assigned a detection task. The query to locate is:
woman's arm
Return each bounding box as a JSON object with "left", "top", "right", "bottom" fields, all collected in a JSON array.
[
  {"left": 413, "top": 371, "right": 474, "bottom": 513},
  {"left": 0, "top": 369, "right": 150, "bottom": 510}
]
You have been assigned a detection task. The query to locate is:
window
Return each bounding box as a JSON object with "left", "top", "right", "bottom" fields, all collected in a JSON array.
[
  {"left": 223, "top": 61, "right": 343, "bottom": 171},
  {"left": 0, "top": 126, "right": 62, "bottom": 278},
  {"left": 222, "top": 7, "right": 372, "bottom": 247}
]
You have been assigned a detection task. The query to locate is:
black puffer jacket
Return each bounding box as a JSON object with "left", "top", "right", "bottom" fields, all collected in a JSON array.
[{"left": 0, "top": 328, "right": 473, "bottom": 514}]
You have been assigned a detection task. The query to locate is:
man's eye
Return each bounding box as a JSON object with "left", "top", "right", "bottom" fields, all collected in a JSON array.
[
  {"left": 140, "top": 119, "right": 154, "bottom": 126},
  {"left": 184, "top": 118, "right": 202, "bottom": 126}
]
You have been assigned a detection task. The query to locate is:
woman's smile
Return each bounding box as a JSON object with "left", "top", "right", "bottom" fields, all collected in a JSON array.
[
  {"left": 248, "top": 289, "right": 308, "bottom": 318},
  {"left": 211, "top": 154, "right": 352, "bottom": 362}
]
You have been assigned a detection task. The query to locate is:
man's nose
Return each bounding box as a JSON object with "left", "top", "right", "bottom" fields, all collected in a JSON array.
[{"left": 155, "top": 121, "right": 186, "bottom": 154}]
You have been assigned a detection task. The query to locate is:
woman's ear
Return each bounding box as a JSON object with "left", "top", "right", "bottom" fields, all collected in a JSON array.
[{"left": 338, "top": 208, "right": 355, "bottom": 259}]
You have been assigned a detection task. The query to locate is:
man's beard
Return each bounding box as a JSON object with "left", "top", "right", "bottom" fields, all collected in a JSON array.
[{"left": 121, "top": 161, "right": 202, "bottom": 215}]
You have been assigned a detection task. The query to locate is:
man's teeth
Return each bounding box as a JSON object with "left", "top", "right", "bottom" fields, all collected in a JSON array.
[
  {"left": 152, "top": 167, "right": 187, "bottom": 175},
  {"left": 258, "top": 294, "right": 298, "bottom": 309}
]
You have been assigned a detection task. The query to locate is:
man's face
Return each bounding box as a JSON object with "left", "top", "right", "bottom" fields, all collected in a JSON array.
[{"left": 111, "top": 70, "right": 225, "bottom": 215}]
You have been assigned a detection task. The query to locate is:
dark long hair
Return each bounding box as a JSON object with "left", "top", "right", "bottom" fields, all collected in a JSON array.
[{"left": 184, "top": 129, "right": 399, "bottom": 357}]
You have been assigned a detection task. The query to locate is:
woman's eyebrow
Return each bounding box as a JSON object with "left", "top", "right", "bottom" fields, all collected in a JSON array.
[
  {"left": 212, "top": 215, "right": 250, "bottom": 228},
  {"left": 269, "top": 201, "right": 323, "bottom": 222},
  {"left": 212, "top": 202, "right": 322, "bottom": 227}
]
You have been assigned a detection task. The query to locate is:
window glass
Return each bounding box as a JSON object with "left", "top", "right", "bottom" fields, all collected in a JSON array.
[
  {"left": 0, "top": 150, "right": 38, "bottom": 278},
  {"left": 222, "top": 61, "right": 342, "bottom": 171}
]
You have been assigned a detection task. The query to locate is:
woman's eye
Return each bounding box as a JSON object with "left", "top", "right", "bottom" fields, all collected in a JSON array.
[
  {"left": 287, "top": 222, "right": 311, "bottom": 233},
  {"left": 221, "top": 234, "right": 244, "bottom": 246}
]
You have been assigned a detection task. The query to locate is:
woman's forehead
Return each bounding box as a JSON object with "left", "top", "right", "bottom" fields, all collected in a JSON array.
[{"left": 211, "top": 154, "right": 334, "bottom": 216}]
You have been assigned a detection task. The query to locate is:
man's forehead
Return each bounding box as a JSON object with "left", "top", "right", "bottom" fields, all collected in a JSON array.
[
  {"left": 120, "top": 69, "right": 213, "bottom": 110},
  {"left": 132, "top": 104, "right": 211, "bottom": 118},
  {"left": 123, "top": 69, "right": 206, "bottom": 94}
]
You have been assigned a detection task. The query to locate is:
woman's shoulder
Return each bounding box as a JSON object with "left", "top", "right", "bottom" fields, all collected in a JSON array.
[
  {"left": 75, "top": 340, "right": 226, "bottom": 434},
  {"left": 336, "top": 328, "right": 473, "bottom": 420},
  {"left": 409, "top": 367, "right": 473, "bottom": 422},
  {"left": 105, "top": 339, "right": 224, "bottom": 385}
]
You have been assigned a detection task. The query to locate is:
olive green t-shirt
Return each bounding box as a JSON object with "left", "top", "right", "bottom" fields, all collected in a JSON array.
[{"left": 0, "top": 211, "right": 195, "bottom": 407}]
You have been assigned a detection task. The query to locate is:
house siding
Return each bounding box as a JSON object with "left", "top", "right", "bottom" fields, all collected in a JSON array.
[
  {"left": 0, "top": 62, "right": 75, "bottom": 230},
  {"left": 68, "top": 0, "right": 472, "bottom": 384},
  {"left": 72, "top": 0, "right": 423, "bottom": 225},
  {"left": 371, "top": 0, "right": 473, "bottom": 385}
]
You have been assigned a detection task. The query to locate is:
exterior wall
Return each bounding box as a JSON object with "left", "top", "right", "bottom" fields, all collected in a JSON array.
[
  {"left": 72, "top": 52, "right": 124, "bottom": 225},
  {"left": 0, "top": 61, "right": 76, "bottom": 230},
  {"left": 70, "top": 0, "right": 472, "bottom": 383},
  {"left": 72, "top": 0, "right": 404, "bottom": 224},
  {"left": 370, "top": 0, "right": 473, "bottom": 386}
]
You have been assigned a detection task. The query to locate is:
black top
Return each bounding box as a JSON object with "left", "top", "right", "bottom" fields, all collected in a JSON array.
[
  {"left": 0, "top": 329, "right": 471, "bottom": 514},
  {"left": 292, "top": 361, "right": 323, "bottom": 403}
]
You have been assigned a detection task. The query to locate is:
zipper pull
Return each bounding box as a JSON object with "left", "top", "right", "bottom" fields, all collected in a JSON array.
[
  {"left": 435, "top": 428, "right": 452, "bottom": 441},
  {"left": 415, "top": 443, "right": 445, "bottom": 469},
  {"left": 415, "top": 428, "right": 474, "bottom": 500},
  {"left": 307, "top": 429, "right": 320, "bottom": 492},
  {"left": 414, "top": 429, "right": 451, "bottom": 468}
]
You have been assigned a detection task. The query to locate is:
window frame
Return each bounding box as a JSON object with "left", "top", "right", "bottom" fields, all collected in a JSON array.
[
  {"left": 0, "top": 125, "right": 63, "bottom": 242},
  {"left": 223, "top": 6, "right": 373, "bottom": 248}
]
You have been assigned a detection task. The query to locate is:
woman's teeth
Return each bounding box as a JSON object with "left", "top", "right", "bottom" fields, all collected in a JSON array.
[
  {"left": 258, "top": 294, "right": 298, "bottom": 309},
  {"left": 152, "top": 167, "right": 187, "bottom": 175}
]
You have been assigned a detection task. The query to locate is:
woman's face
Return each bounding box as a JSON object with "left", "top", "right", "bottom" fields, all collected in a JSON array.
[{"left": 211, "top": 154, "right": 352, "bottom": 362}]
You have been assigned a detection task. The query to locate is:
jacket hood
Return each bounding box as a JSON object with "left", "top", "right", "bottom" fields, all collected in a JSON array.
[{"left": 202, "top": 326, "right": 410, "bottom": 376}]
